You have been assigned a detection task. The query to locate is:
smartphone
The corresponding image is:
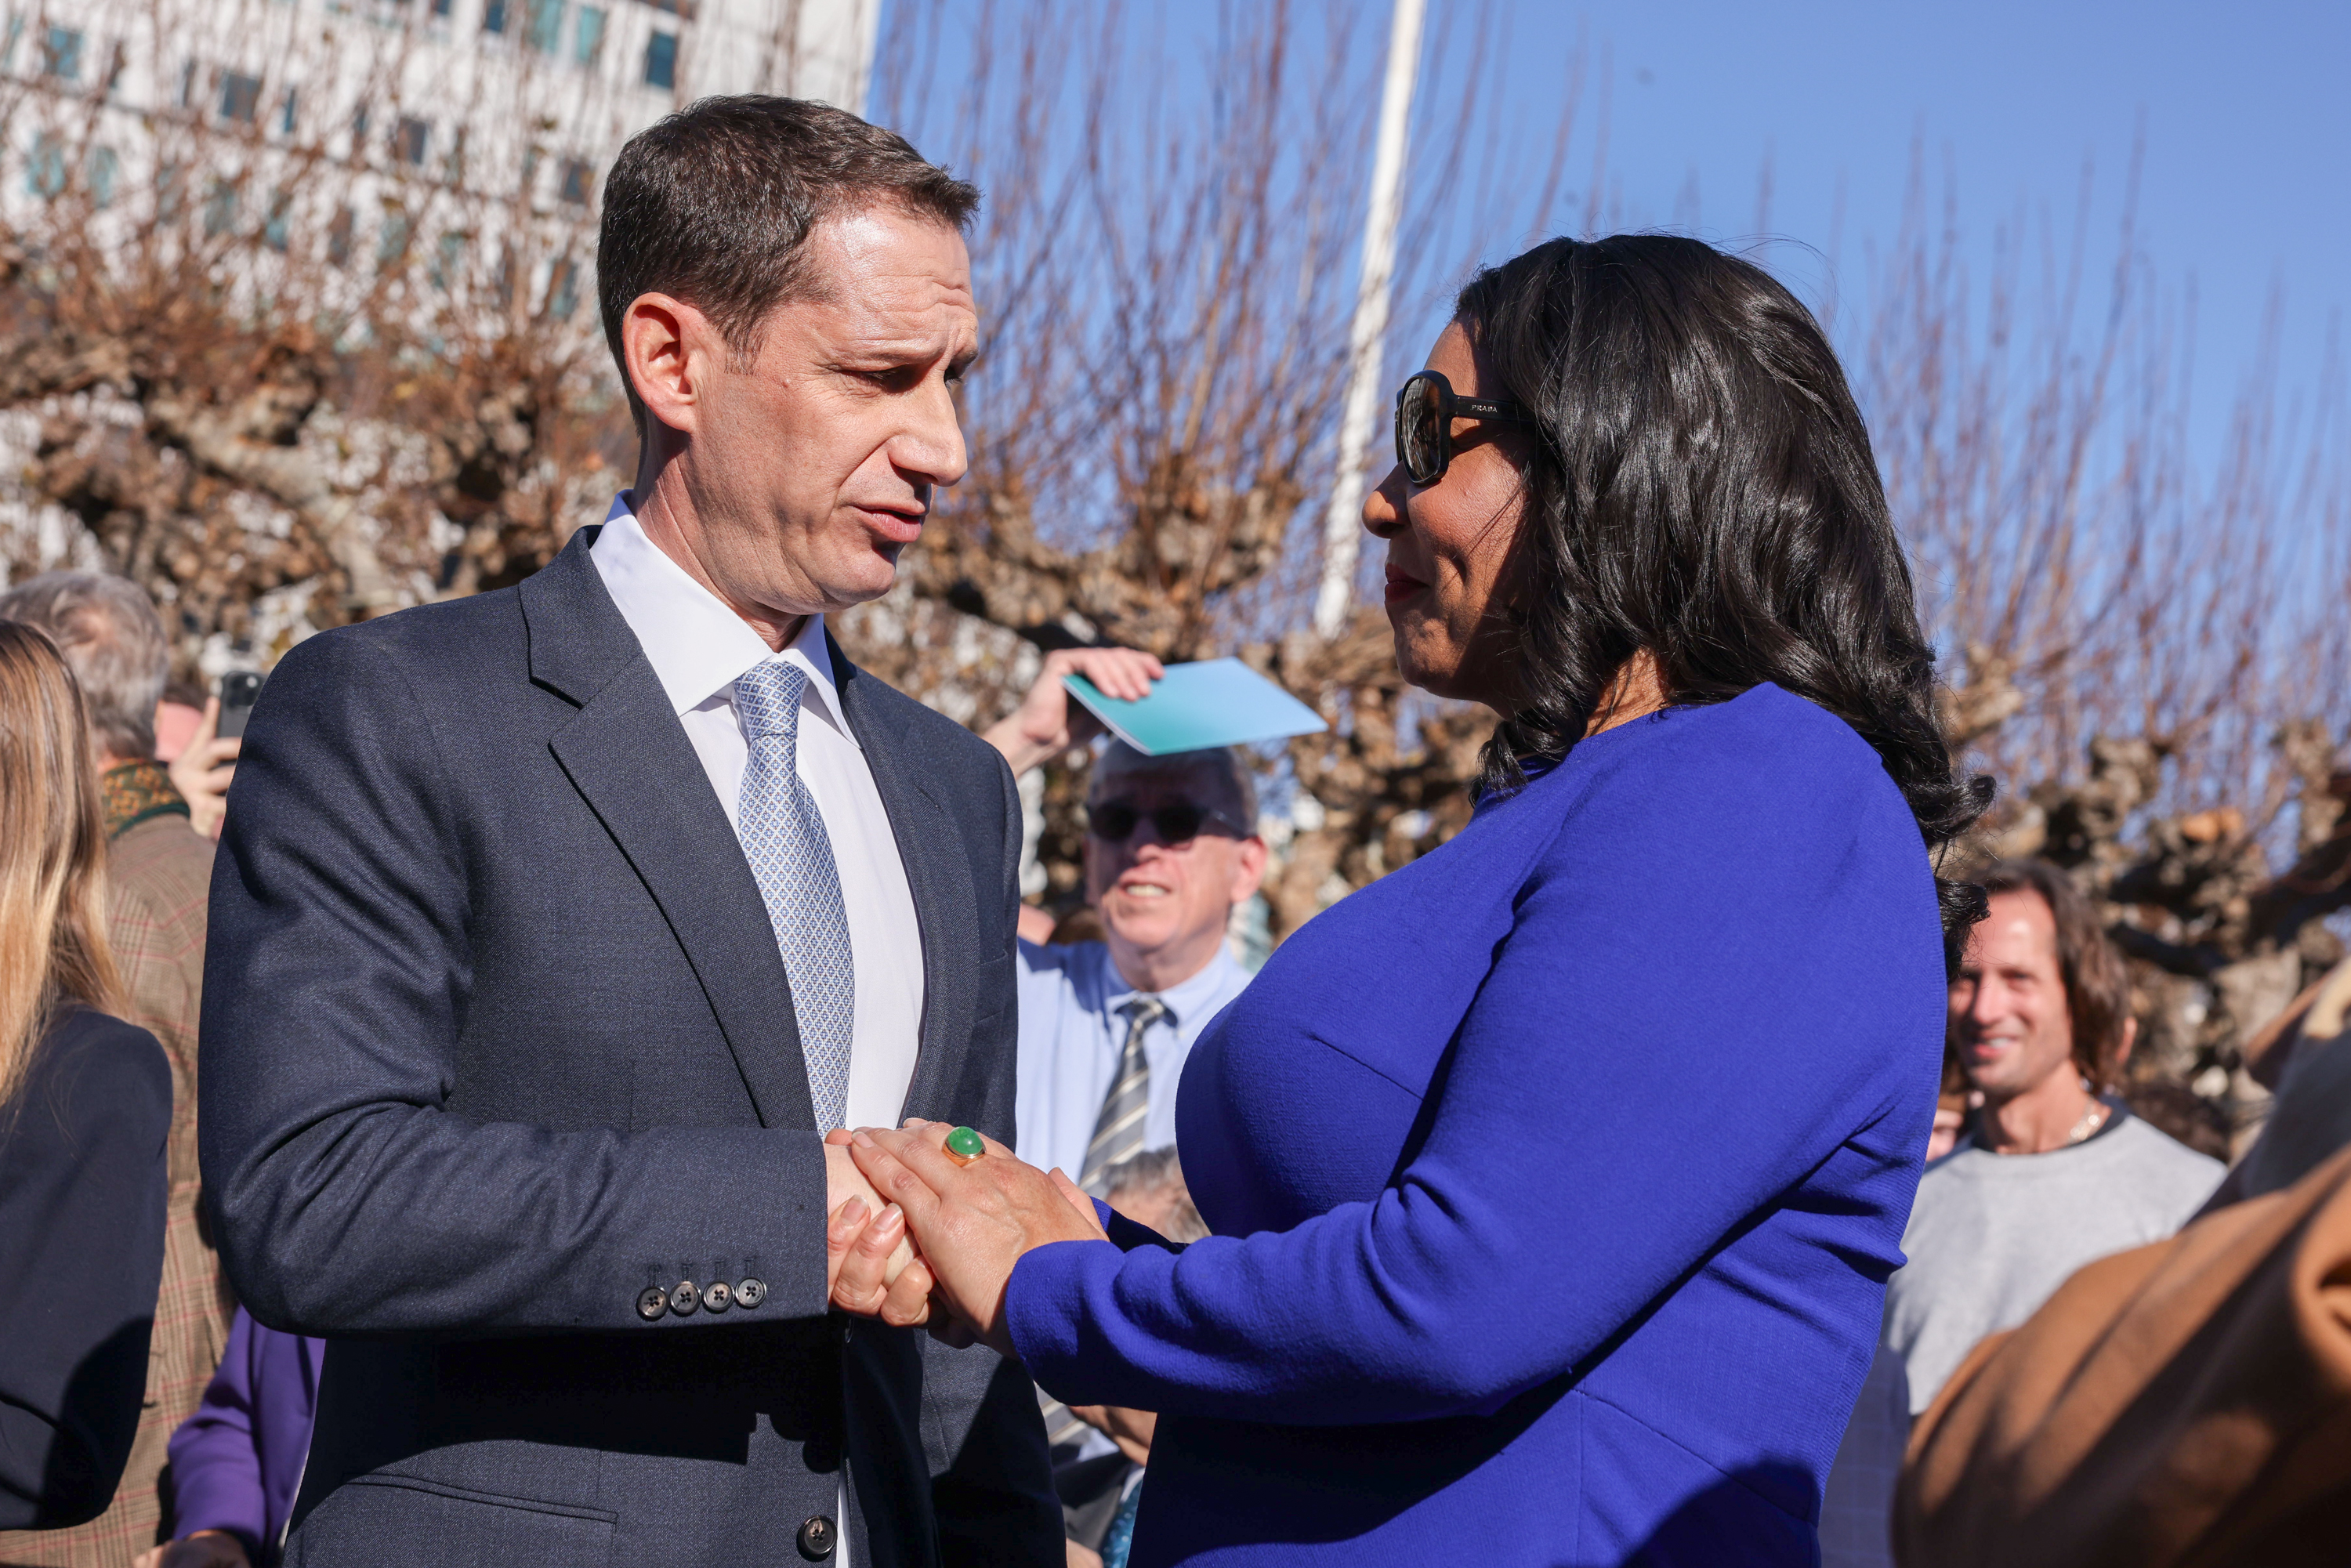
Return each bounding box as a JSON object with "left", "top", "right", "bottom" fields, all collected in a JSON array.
[{"left": 217, "top": 670, "right": 266, "bottom": 742}]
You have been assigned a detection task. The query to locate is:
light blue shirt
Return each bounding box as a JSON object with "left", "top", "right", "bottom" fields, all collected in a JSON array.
[{"left": 1013, "top": 940, "right": 1251, "bottom": 1179}]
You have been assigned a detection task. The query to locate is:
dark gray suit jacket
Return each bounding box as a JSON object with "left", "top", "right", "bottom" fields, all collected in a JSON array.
[{"left": 199, "top": 529, "right": 1059, "bottom": 1566}]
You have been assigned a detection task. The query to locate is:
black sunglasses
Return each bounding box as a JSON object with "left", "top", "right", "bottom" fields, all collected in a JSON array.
[
  {"left": 1393, "top": 369, "right": 1540, "bottom": 485},
  {"left": 1087, "top": 799, "right": 1246, "bottom": 845}
]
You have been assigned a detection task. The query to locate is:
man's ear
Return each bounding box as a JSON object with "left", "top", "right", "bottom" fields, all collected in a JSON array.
[
  {"left": 621, "top": 292, "right": 715, "bottom": 436},
  {"left": 1230, "top": 836, "right": 1269, "bottom": 904},
  {"left": 2114, "top": 1014, "right": 2137, "bottom": 1069}
]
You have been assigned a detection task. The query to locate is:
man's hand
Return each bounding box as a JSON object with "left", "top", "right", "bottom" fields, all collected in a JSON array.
[
  {"left": 981, "top": 647, "right": 1163, "bottom": 777},
  {"left": 134, "top": 1532, "right": 253, "bottom": 1568},
  {"left": 1066, "top": 1403, "right": 1157, "bottom": 1465},
  {"left": 825, "top": 1138, "right": 918, "bottom": 1305},
  {"left": 168, "top": 696, "right": 240, "bottom": 842}
]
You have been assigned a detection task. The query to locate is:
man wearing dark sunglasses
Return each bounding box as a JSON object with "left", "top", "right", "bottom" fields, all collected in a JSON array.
[
  {"left": 1005, "top": 737, "right": 1265, "bottom": 1201},
  {"left": 1007, "top": 737, "right": 1262, "bottom": 1483}
]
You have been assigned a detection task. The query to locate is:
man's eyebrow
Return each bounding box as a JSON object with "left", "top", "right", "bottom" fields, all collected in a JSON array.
[{"left": 839, "top": 338, "right": 956, "bottom": 361}]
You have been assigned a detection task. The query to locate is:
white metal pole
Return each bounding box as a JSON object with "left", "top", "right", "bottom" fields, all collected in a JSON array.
[{"left": 1312, "top": 0, "right": 1426, "bottom": 641}]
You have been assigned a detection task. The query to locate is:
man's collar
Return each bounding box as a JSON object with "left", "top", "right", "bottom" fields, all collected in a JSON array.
[
  {"left": 100, "top": 759, "right": 187, "bottom": 839},
  {"left": 1103, "top": 938, "right": 1243, "bottom": 1027},
  {"left": 592, "top": 491, "right": 853, "bottom": 743}
]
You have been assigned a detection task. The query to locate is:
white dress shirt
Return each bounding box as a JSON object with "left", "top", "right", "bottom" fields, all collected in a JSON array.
[
  {"left": 1012, "top": 938, "right": 1251, "bottom": 1179},
  {"left": 590, "top": 494, "right": 925, "bottom": 1132}
]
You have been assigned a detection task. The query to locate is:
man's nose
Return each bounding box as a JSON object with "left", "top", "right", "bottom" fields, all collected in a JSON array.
[
  {"left": 1966, "top": 976, "right": 2013, "bottom": 1025},
  {"left": 894, "top": 379, "right": 969, "bottom": 489}
]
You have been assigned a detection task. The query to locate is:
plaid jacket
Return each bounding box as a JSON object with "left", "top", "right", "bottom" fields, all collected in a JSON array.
[{"left": 0, "top": 810, "right": 237, "bottom": 1566}]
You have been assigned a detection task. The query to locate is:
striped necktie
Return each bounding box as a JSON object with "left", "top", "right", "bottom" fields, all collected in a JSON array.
[
  {"left": 733, "top": 659, "right": 856, "bottom": 1131},
  {"left": 1080, "top": 997, "right": 1166, "bottom": 1196}
]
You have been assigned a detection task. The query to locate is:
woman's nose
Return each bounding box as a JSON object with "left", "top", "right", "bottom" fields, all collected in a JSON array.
[{"left": 1362, "top": 465, "right": 1409, "bottom": 539}]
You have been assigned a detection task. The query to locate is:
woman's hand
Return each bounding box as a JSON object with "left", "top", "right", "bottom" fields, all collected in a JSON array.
[{"left": 843, "top": 1120, "right": 1110, "bottom": 1356}]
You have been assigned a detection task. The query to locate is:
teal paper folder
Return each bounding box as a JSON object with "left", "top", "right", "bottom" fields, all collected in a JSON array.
[{"left": 1063, "top": 657, "right": 1328, "bottom": 756}]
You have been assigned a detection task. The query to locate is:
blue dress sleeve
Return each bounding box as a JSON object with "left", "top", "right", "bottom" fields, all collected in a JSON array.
[{"left": 1002, "top": 736, "right": 1937, "bottom": 1428}]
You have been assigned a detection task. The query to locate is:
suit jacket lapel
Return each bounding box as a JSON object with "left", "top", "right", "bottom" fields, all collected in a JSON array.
[
  {"left": 831, "top": 637, "right": 980, "bottom": 1124},
  {"left": 521, "top": 531, "right": 817, "bottom": 1132}
]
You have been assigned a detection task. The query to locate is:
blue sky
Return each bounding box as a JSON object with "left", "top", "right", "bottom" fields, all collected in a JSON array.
[{"left": 1415, "top": 0, "right": 2349, "bottom": 468}]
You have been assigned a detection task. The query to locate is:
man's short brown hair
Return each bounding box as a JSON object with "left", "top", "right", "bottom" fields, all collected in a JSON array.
[
  {"left": 1973, "top": 860, "right": 2134, "bottom": 1089},
  {"left": 596, "top": 96, "right": 980, "bottom": 429}
]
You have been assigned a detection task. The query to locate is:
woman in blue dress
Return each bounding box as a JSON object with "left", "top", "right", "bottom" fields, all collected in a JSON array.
[{"left": 832, "top": 234, "right": 1991, "bottom": 1566}]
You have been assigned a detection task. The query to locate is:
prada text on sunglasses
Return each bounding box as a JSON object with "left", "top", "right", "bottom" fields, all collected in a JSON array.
[
  {"left": 1087, "top": 799, "right": 1246, "bottom": 845},
  {"left": 1393, "top": 369, "right": 1540, "bottom": 485}
]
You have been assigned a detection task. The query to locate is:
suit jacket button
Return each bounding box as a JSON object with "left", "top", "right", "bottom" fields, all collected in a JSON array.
[
  {"left": 735, "top": 1277, "right": 766, "bottom": 1309},
  {"left": 702, "top": 1280, "right": 732, "bottom": 1313},
  {"left": 669, "top": 1280, "right": 700, "bottom": 1315},
  {"left": 636, "top": 1286, "right": 668, "bottom": 1320},
  {"left": 797, "top": 1514, "right": 835, "bottom": 1560}
]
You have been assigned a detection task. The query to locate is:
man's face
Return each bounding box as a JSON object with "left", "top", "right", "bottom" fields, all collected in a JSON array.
[
  {"left": 677, "top": 205, "right": 978, "bottom": 621},
  {"left": 1950, "top": 889, "right": 2077, "bottom": 1102},
  {"left": 1083, "top": 768, "right": 1265, "bottom": 965}
]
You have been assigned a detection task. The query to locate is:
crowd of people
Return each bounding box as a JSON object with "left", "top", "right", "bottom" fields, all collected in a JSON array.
[{"left": 0, "top": 92, "right": 2345, "bottom": 1568}]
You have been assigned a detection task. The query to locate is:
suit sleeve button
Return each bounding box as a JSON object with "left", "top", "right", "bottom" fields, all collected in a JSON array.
[
  {"left": 668, "top": 1280, "right": 700, "bottom": 1315},
  {"left": 702, "top": 1280, "right": 732, "bottom": 1313},
  {"left": 735, "top": 1276, "right": 766, "bottom": 1309},
  {"left": 796, "top": 1514, "right": 835, "bottom": 1559},
  {"left": 636, "top": 1286, "right": 668, "bottom": 1320}
]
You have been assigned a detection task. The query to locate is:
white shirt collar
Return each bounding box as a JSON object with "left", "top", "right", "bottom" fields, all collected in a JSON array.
[
  {"left": 591, "top": 491, "right": 854, "bottom": 744},
  {"left": 1103, "top": 940, "right": 1244, "bottom": 1027}
]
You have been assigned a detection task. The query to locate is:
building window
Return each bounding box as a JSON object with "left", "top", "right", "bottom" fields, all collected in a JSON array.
[
  {"left": 525, "top": 0, "right": 563, "bottom": 53},
  {"left": 203, "top": 179, "right": 239, "bottom": 237},
  {"left": 87, "top": 145, "right": 119, "bottom": 206},
  {"left": 431, "top": 231, "right": 468, "bottom": 289},
  {"left": 25, "top": 133, "right": 65, "bottom": 197},
  {"left": 280, "top": 88, "right": 299, "bottom": 134},
  {"left": 263, "top": 190, "right": 292, "bottom": 251},
  {"left": 481, "top": 0, "right": 507, "bottom": 33},
  {"left": 42, "top": 24, "right": 80, "bottom": 79},
  {"left": 377, "top": 205, "right": 411, "bottom": 270},
  {"left": 547, "top": 258, "right": 578, "bottom": 319},
  {"left": 327, "top": 205, "right": 354, "bottom": 266},
  {"left": 394, "top": 116, "right": 429, "bottom": 166},
  {"left": 220, "top": 72, "right": 263, "bottom": 123},
  {"left": 158, "top": 161, "right": 187, "bottom": 223},
  {"left": 430, "top": 0, "right": 452, "bottom": 16},
  {"left": 643, "top": 29, "right": 674, "bottom": 89},
  {"left": 557, "top": 157, "right": 593, "bottom": 205},
  {"left": 574, "top": 5, "right": 603, "bottom": 63}
]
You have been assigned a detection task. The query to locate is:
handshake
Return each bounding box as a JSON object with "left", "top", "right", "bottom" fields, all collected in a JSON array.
[{"left": 819, "top": 1120, "right": 1111, "bottom": 1355}]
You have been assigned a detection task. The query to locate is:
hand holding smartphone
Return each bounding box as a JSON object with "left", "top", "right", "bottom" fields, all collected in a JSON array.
[{"left": 167, "top": 671, "right": 264, "bottom": 840}]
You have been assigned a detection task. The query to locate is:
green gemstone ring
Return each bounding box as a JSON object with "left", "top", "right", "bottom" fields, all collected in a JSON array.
[{"left": 944, "top": 1125, "right": 986, "bottom": 1164}]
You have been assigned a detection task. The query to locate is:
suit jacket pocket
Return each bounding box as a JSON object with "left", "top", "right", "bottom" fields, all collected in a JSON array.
[{"left": 287, "top": 1474, "right": 615, "bottom": 1568}]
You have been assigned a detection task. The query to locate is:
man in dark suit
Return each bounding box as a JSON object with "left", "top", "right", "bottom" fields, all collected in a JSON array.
[{"left": 200, "top": 96, "right": 1060, "bottom": 1566}]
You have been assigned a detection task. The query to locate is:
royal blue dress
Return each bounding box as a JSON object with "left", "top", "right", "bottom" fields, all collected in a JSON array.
[{"left": 1003, "top": 684, "right": 1948, "bottom": 1566}]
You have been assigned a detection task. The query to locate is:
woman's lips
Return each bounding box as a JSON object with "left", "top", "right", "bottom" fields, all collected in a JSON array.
[{"left": 1384, "top": 566, "right": 1429, "bottom": 606}]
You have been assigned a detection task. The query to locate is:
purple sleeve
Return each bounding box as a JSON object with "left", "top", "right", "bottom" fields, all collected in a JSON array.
[{"left": 166, "top": 1310, "right": 289, "bottom": 1553}]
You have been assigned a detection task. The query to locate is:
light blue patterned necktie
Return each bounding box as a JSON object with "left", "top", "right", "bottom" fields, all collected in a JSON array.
[{"left": 734, "top": 659, "right": 855, "bottom": 1131}]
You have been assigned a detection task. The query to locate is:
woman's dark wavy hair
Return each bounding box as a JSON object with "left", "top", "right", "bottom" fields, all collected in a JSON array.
[{"left": 1454, "top": 234, "right": 1991, "bottom": 970}]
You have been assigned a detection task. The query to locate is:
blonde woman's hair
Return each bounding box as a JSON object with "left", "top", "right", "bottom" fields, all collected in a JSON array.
[{"left": 0, "top": 619, "right": 125, "bottom": 1108}]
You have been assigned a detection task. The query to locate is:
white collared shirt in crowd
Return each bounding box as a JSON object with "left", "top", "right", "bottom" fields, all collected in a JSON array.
[
  {"left": 589, "top": 492, "right": 924, "bottom": 1134},
  {"left": 1013, "top": 938, "right": 1251, "bottom": 1179}
]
